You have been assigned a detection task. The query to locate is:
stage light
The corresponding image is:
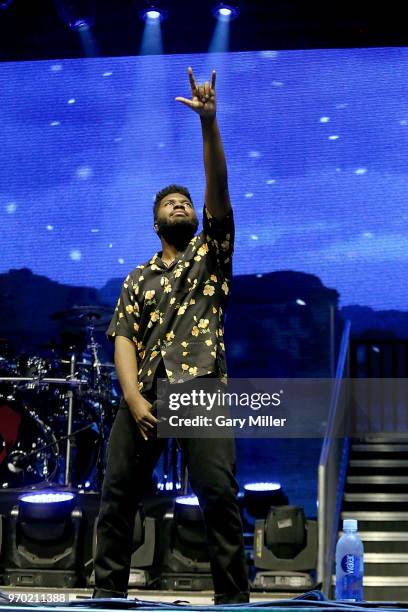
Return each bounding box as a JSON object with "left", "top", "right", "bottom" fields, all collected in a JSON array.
[
  {"left": 4, "top": 491, "right": 84, "bottom": 587},
  {"left": 55, "top": 0, "right": 96, "bottom": 31},
  {"left": 160, "top": 494, "right": 213, "bottom": 591},
  {"left": 139, "top": 1, "right": 166, "bottom": 54},
  {"left": 140, "top": 2, "right": 167, "bottom": 23},
  {"left": 212, "top": 2, "right": 240, "bottom": 21},
  {"left": 252, "top": 505, "right": 318, "bottom": 592},
  {"left": 243, "top": 481, "right": 288, "bottom": 520}
]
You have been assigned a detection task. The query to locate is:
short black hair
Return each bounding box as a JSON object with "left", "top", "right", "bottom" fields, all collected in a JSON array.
[{"left": 153, "top": 184, "right": 193, "bottom": 221}]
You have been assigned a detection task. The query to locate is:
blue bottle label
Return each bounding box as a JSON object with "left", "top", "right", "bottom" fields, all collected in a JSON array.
[
  {"left": 341, "top": 554, "right": 360, "bottom": 575},
  {"left": 337, "top": 554, "right": 364, "bottom": 601}
]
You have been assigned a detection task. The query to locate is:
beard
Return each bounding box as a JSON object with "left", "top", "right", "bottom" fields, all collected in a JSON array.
[{"left": 156, "top": 216, "right": 199, "bottom": 250}]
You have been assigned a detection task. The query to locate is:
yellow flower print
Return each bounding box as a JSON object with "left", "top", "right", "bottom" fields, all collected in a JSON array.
[
  {"left": 220, "top": 342, "right": 225, "bottom": 350},
  {"left": 210, "top": 274, "right": 217, "bottom": 282},
  {"left": 177, "top": 305, "right": 187, "bottom": 315},
  {"left": 133, "top": 322, "right": 139, "bottom": 332},
  {"left": 163, "top": 284, "right": 172, "bottom": 293},
  {"left": 126, "top": 304, "right": 134, "bottom": 314},
  {"left": 150, "top": 310, "right": 160, "bottom": 322},
  {"left": 210, "top": 350, "right": 216, "bottom": 358},
  {"left": 145, "top": 290, "right": 155, "bottom": 300},
  {"left": 198, "top": 318, "right": 209, "bottom": 329},
  {"left": 189, "top": 298, "right": 196, "bottom": 305},
  {"left": 147, "top": 369, "right": 152, "bottom": 376},
  {"left": 189, "top": 366, "right": 198, "bottom": 376},
  {"left": 205, "top": 339, "right": 213, "bottom": 346},
  {"left": 174, "top": 268, "right": 182, "bottom": 278},
  {"left": 138, "top": 382, "right": 144, "bottom": 391},
  {"left": 134, "top": 284, "right": 139, "bottom": 295},
  {"left": 181, "top": 341, "right": 189, "bottom": 348},
  {"left": 184, "top": 262, "right": 190, "bottom": 267},
  {"left": 170, "top": 297, "right": 176, "bottom": 304},
  {"left": 149, "top": 350, "right": 159, "bottom": 361},
  {"left": 137, "top": 341, "right": 144, "bottom": 351},
  {"left": 181, "top": 363, "right": 189, "bottom": 371},
  {"left": 221, "top": 281, "right": 229, "bottom": 295},
  {"left": 218, "top": 327, "right": 224, "bottom": 336},
  {"left": 151, "top": 264, "right": 160, "bottom": 271},
  {"left": 166, "top": 331, "right": 175, "bottom": 341},
  {"left": 119, "top": 312, "right": 124, "bottom": 319},
  {"left": 194, "top": 255, "right": 202, "bottom": 262},
  {"left": 166, "top": 369, "right": 173, "bottom": 377},
  {"left": 197, "top": 243, "right": 209, "bottom": 256},
  {"left": 212, "top": 306, "right": 218, "bottom": 314},
  {"left": 191, "top": 326, "right": 200, "bottom": 337},
  {"left": 139, "top": 276, "right": 144, "bottom": 282},
  {"left": 203, "top": 285, "right": 215, "bottom": 296},
  {"left": 182, "top": 351, "right": 189, "bottom": 357}
]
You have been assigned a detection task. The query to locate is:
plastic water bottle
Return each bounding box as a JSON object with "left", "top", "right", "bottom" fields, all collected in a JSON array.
[{"left": 335, "top": 518, "right": 364, "bottom": 601}]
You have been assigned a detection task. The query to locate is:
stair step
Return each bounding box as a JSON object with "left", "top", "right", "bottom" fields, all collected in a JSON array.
[
  {"left": 365, "top": 553, "right": 408, "bottom": 563},
  {"left": 332, "top": 575, "right": 408, "bottom": 586},
  {"left": 359, "top": 531, "right": 408, "bottom": 541},
  {"left": 361, "top": 435, "right": 408, "bottom": 444},
  {"left": 344, "top": 492, "right": 408, "bottom": 502},
  {"left": 350, "top": 459, "right": 408, "bottom": 468},
  {"left": 342, "top": 511, "right": 408, "bottom": 521},
  {"left": 347, "top": 475, "right": 408, "bottom": 484},
  {"left": 352, "top": 444, "right": 408, "bottom": 452}
]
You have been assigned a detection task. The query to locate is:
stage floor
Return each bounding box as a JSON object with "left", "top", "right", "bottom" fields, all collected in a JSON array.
[{"left": 0, "top": 587, "right": 299, "bottom": 605}]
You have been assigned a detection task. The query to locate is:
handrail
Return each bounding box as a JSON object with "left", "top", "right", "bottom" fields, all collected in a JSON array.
[{"left": 317, "top": 319, "right": 351, "bottom": 594}]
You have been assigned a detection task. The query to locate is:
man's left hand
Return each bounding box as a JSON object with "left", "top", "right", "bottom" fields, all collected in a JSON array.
[{"left": 176, "top": 67, "right": 216, "bottom": 119}]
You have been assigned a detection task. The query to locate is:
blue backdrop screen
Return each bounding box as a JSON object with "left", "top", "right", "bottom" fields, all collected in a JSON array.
[{"left": 1, "top": 47, "right": 408, "bottom": 310}]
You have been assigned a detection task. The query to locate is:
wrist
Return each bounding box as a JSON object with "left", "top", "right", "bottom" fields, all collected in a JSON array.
[
  {"left": 123, "top": 388, "right": 142, "bottom": 403},
  {"left": 200, "top": 115, "right": 216, "bottom": 126}
]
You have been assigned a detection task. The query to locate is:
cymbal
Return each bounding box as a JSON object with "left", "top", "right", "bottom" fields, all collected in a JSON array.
[{"left": 51, "top": 304, "right": 112, "bottom": 325}]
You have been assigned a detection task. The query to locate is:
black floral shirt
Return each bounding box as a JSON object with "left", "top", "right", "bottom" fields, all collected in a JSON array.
[{"left": 106, "top": 206, "right": 234, "bottom": 395}]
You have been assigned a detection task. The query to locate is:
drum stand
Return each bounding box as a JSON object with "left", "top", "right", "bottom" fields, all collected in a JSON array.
[{"left": 64, "top": 352, "right": 76, "bottom": 486}]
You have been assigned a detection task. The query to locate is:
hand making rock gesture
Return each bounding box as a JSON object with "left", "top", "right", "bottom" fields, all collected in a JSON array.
[{"left": 176, "top": 66, "right": 216, "bottom": 119}]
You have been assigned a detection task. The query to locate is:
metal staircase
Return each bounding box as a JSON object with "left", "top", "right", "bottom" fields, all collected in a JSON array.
[{"left": 338, "top": 436, "right": 408, "bottom": 601}]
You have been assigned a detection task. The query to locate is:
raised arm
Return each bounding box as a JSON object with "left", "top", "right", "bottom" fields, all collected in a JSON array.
[{"left": 176, "top": 67, "right": 231, "bottom": 220}]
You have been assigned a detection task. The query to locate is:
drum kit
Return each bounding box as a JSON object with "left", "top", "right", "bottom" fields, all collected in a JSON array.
[{"left": 0, "top": 305, "right": 119, "bottom": 491}]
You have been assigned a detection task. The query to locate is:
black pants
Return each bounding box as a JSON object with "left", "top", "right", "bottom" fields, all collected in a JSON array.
[{"left": 93, "top": 387, "right": 249, "bottom": 603}]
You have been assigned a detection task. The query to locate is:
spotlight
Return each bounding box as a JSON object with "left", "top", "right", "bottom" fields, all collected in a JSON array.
[
  {"left": 252, "top": 505, "right": 318, "bottom": 592},
  {"left": 55, "top": 0, "right": 96, "bottom": 31},
  {"left": 243, "top": 482, "right": 288, "bottom": 520},
  {"left": 140, "top": 2, "right": 167, "bottom": 23},
  {"left": 4, "top": 490, "right": 84, "bottom": 587},
  {"left": 211, "top": 2, "right": 240, "bottom": 21},
  {"left": 160, "top": 495, "right": 213, "bottom": 591},
  {"left": 0, "top": 0, "right": 13, "bottom": 9}
]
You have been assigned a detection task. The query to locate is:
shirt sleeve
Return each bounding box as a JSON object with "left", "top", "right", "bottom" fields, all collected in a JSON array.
[
  {"left": 106, "top": 273, "right": 141, "bottom": 344},
  {"left": 202, "top": 205, "right": 235, "bottom": 269}
]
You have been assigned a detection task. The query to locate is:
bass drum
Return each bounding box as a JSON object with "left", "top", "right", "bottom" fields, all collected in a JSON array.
[{"left": 0, "top": 396, "right": 59, "bottom": 488}]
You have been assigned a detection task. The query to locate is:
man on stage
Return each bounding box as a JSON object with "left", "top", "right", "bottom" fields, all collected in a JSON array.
[{"left": 93, "top": 67, "right": 249, "bottom": 604}]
